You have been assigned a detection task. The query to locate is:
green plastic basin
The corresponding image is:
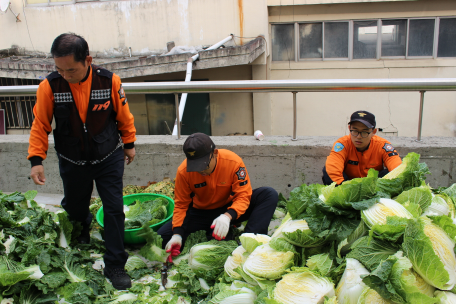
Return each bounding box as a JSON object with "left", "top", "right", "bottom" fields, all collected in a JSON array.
[{"left": 96, "top": 193, "right": 174, "bottom": 244}]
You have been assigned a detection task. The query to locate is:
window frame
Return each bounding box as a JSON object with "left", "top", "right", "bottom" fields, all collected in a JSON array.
[{"left": 271, "top": 16, "right": 456, "bottom": 62}]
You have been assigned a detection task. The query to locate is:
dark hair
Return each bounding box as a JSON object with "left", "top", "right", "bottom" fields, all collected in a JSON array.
[{"left": 50, "top": 33, "right": 89, "bottom": 63}]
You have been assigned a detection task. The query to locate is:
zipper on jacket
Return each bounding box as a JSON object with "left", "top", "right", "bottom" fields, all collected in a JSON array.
[{"left": 83, "top": 123, "right": 90, "bottom": 160}]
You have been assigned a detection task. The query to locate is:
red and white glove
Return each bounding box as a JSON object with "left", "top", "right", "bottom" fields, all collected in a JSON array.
[
  {"left": 211, "top": 214, "right": 231, "bottom": 241},
  {"left": 165, "top": 234, "right": 182, "bottom": 263}
]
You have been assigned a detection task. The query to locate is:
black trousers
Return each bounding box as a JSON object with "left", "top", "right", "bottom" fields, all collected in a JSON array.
[
  {"left": 321, "top": 165, "right": 389, "bottom": 186},
  {"left": 158, "top": 187, "right": 278, "bottom": 249},
  {"left": 58, "top": 148, "right": 128, "bottom": 268}
]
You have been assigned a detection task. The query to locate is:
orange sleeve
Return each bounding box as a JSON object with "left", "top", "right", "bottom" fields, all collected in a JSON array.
[
  {"left": 381, "top": 141, "right": 402, "bottom": 171},
  {"left": 27, "top": 79, "right": 54, "bottom": 161},
  {"left": 172, "top": 166, "right": 193, "bottom": 231},
  {"left": 325, "top": 139, "right": 349, "bottom": 185},
  {"left": 111, "top": 74, "right": 136, "bottom": 144},
  {"left": 227, "top": 161, "right": 252, "bottom": 219}
]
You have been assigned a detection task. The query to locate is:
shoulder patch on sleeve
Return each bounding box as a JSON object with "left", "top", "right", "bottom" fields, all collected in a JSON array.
[
  {"left": 235, "top": 167, "right": 247, "bottom": 180},
  {"left": 334, "top": 143, "right": 345, "bottom": 152},
  {"left": 118, "top": 84, "right": 126, "bottom": 99},
  {"left": 383, "top": 143, "right": 395, "bottom": 152}
]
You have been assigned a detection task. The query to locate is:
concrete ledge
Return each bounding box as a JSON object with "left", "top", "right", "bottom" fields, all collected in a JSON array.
[
  {"left": 0, "top": 38, "right": 265, "bottom": 80},
  {"left": 1, "top": 135, "right": 455, "bottom": 196}
]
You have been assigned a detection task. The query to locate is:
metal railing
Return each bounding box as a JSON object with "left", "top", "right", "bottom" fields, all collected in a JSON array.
[
  {"left": 0, "top": 77, "right": 40, "bottom": 129},
  {"left": 1, "top": 78, "right": 456, "bottom": 140}
]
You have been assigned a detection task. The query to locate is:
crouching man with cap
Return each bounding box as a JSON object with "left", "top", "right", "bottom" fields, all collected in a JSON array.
[
  {"left": 322, "top": 110, "right": 402, "bottom": 185},
  {"left": 158, "top": 133, "right": 278, "bottom": 261}
]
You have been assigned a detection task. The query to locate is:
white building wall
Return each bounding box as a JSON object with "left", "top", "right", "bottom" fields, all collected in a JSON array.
[
  {"left": 0, "top": 0, "right": 269, "bottom": 56},
  {"left": 258, "top": 0, "right": 456, "bottom": 138}
]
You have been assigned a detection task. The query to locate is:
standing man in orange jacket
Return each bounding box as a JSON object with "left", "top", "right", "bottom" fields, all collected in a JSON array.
[
  {"left": 28, "top": 33, "right": 136, "bottom": 290},
  {"left": 322, "top": 110, "right": 402, "bottom": 185},
  {"left": 158, "top": 133, "right": 278, "bottom": 261}
]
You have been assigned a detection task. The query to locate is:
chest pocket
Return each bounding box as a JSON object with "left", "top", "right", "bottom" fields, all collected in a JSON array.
[{"left": 92, "top": 121, "right": 119, "bottom": 156}]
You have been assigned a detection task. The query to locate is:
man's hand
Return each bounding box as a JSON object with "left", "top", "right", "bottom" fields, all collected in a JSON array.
[
  {"left": 211, "top": 213, "right": 231, "bottom": 241},
  {"left": 165, "top": 234, "right": 182, "bottom": 263},
  {"left": 30, "top": 165, "right": 46, "bottom": 185},
  {"left": 124, "top": 147, "right": 136, "bottom": 165}
]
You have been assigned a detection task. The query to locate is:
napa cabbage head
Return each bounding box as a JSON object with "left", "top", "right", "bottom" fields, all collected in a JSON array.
[
  {"left": 208, "top": 285, "right": 257, "bottom": 304},
  {"left": 362, "top": 198, "right": 413, "bottom": 228},
  {"left": 357, "top": 287, "right": 394, "bottom": 304},
  {"left": 435, "top": 290, "right": 456, "bottom": 304},
  {"left": 280, "top": 219, "right": 327, "bottom": 248},
  {"left": 224, "top": 245, "right": 248, "bottom": 279},
  {"left": 239, "top": 233, "right": 271, "bottom": 253},
  {"left": 272, "top": 268, "right": 335, "bottom": 304},
  {"left": 189, "top": 240, "right": 238, "bottom": 278},
  {"left": 389, "top": 252, "right": 435, "bottom": 302},
  {"left": 243, "top": 244, "right": 294, "bottom": 280},
  {"left": 335, "top": 258, "right": 369, "bottom": 304},
  {"left": 423, "top": 194, "right": 454, "bottom": 218},
  {"left": 403, "top": 217, "right": 456, "bottom": 290}
]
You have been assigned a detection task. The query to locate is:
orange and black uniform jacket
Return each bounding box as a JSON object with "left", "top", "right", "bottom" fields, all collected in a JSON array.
[
  {"left": 172, "top": 149, "right": 252, "bottom": 236},
  {"left": 325, "top": 135, "right": 402, "bottom": 185},
  {"left": 28, "top": 66, "right": 136, "bottom": 166}
]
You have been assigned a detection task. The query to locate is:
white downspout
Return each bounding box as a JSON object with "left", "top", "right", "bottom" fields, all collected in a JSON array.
[{"left": 172, "top": 34, "right": 234, "bottom": 136}]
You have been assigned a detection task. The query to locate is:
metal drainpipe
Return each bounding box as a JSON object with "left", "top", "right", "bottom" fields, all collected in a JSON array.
[{"left": 172, "top": 34, "right": 234, "bottom": 137}]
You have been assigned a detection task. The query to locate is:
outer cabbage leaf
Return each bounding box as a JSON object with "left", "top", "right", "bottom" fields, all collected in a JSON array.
[
  {"left": 335, "top": 258, "right": 369, "bottom": 304},
  {"left": 323, "top": 169, "right": 378, "bottom": 209},
  {"left": 395, "top": 183, "right": 433, "bottom": 213},
  {"left": 377, "top": 152, "right": 430, "bottom": 197},
  {"left": 137, "top": 225, "right": 167, "bottom": 263},
  {"left": 402, "top": 217, "right": 456, "bottom": 290},
  {"left": 239, "top": 233, "right": 271, "bottom": 253},
  {"left": 347, "top": 236, "right": 400, "bottom": 272}
]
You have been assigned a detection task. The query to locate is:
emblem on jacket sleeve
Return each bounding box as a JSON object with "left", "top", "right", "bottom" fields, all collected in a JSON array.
[
  {"left": 118, "top": 85, "right": 125, "bottom": 99},
  {"left": 235, "top": 167, "right": 247, "bottom": 180},
  {"left": 383, "top": 143, "right": 395, "bottom": 152},
  {"left": 334, "top": 143, "right": 344, "bottom": 152}
]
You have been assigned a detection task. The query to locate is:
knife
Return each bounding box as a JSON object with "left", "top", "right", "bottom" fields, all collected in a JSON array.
[{"left": 161, "top": 261, "right": 169, "bottom": 289}]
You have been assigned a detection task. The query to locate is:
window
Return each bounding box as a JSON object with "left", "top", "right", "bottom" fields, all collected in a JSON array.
[
  {"left": 272, "top": 17, "right": 456, "bottom": 61},
  {"left": 324, "top": 22, "right": 349, "bottom": 59},
  {"left": 272, "top": 24, "right": 295, "bottom": 61},
  {"left": 408, "top": 19, "right": 435, "bottom": 57},
  {"left": 438, "top": 18, "right": 456, "bottom": 57},
  {"left": 381, "top": 19, "right": 407, "bottom": 57},
  {"left": 299, "top": 23, "right": 322, "bottom": 59},
  {"left": 354, "top": 21, "right": 378, "bottom": 59}
]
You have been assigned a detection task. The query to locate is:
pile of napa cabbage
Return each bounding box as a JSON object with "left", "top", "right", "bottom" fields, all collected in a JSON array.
[{"left": 4, "top": 152, "right": 456, "bottom": 304}]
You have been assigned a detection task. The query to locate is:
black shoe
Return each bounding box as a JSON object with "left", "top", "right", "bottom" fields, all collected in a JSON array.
[
  {"left": 77, "top": 213, "right": 93, "bottom": 244},
  {"left": 104, "top": 268, "right": 132, "bottom": 290}
]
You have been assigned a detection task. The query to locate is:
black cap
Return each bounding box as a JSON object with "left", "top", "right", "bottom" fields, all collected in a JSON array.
[
  {"left": 183, "top": 133, "right": 216, "bottom": 172},
  {"left": 349, "top": 110, "right": 376, "bottom": 129}
]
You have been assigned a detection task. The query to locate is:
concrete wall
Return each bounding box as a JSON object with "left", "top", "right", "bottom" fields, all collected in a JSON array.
[
  {"left": 254, "top": 0, "right": 456, "bottom": 138},
  {"left": 1, "top": 0, "right": 269, "bottom": 56},
  {"left": 1, "top": 134, "right": 455, "bottom": 198},
  {"left": 125, "top": 65, "right": 253, "bottom": 136}
]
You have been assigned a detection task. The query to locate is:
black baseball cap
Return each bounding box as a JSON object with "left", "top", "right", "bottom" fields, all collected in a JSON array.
[
  {"left": 183, "top": 133, "right": 216, "bottom": 172},
  {"left": 349, "top": 110, "right": 376, "bottom": 129}
]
